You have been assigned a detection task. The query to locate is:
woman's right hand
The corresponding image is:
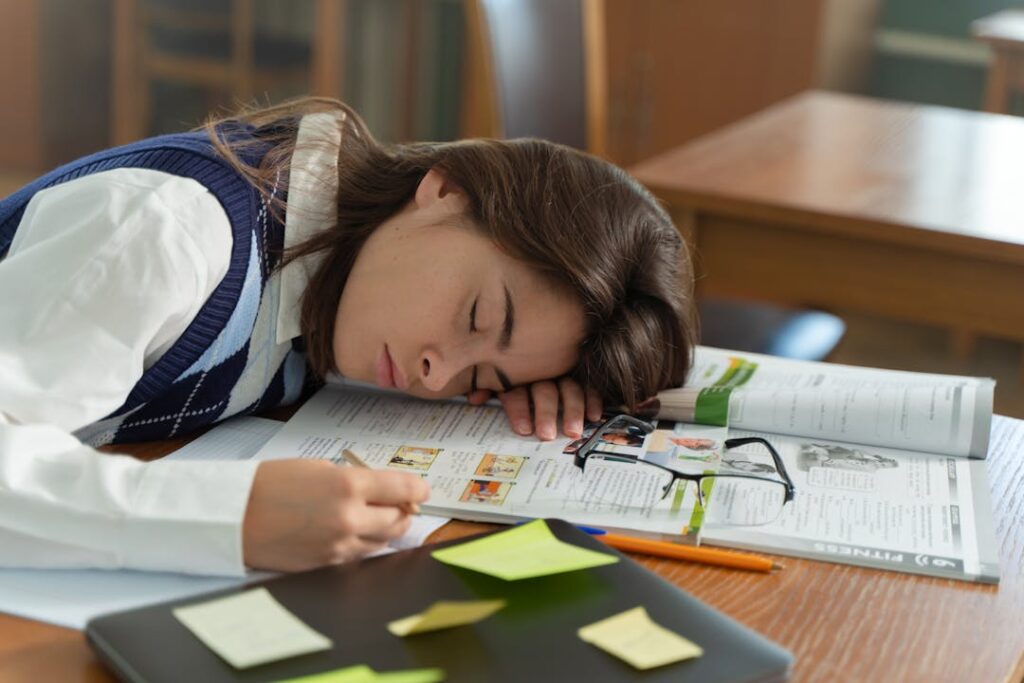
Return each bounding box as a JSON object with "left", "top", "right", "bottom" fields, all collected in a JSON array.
[{"left": 242, "top": 459, "right": 430, "bottom": 572}]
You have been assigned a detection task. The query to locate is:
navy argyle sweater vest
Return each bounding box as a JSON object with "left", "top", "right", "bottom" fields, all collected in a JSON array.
[{"left": 0, "top": 128, "right": 308, "bottom": 445}]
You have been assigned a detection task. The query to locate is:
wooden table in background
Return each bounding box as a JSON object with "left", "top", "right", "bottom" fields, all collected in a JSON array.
[
  {"left": 1, "top": 413, "right": 1023, "bottom": 682},
  {"left": 973, "top": 8, "right": 1024, "bottom": 114},
  {"left": 631, "top": 90, "right": 1024, "bottom": 365}
]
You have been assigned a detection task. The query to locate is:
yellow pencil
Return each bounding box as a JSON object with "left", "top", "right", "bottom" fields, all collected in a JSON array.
[
  {"left": 340, "top": 448, "right": 421, "bottom": 516},
  {"left": 597, "top": 533, "right": 782, "bottom": 573}
]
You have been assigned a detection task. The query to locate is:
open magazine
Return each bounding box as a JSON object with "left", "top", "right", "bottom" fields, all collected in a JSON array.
[{"left": 252, "top": 346, "right": 1000, "bottom": 583}]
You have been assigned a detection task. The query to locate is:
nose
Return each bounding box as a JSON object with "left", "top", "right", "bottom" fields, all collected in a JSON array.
[{"left": 418, "top": 347, "right": 466, "bottom": 393}]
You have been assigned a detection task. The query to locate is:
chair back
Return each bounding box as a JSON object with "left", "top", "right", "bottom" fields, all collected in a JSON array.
[{"left": 474, "top": 0, "right": 589, "bottom": 150}]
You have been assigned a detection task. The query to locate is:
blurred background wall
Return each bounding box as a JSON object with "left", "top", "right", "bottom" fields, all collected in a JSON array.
[{"left": 3, "top": 0, "right": 1018, "bottom": 183}]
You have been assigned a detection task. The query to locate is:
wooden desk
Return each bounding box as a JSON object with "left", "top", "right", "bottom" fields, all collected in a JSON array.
[
  {"left": 630, "top": 91, "right": 1024, "bottom": 357},
  {"left": 2, "top": 415, "right": 1023, "bottom": 682}
]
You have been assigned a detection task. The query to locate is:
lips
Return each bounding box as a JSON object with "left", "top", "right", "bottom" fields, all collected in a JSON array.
[{"left": 377, "top": 345, "right": 408, "bottom": 391}]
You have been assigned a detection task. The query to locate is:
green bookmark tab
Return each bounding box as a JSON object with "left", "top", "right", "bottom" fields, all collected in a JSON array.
[
  {"left": 693, "top": 387, "right": 732, "bottom": 426},
  {"left": 431, "top": 519, "right": 618, "bottom": 580}
]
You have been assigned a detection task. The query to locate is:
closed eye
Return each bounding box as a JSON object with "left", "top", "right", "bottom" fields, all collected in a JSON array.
[{"left": 469, "top": 298, "right": 478, "bottom": 392}]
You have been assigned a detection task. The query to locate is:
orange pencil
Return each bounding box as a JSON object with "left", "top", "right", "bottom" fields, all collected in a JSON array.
[{"left": 597, "top": 533, "right": 782, "bottom": 573}]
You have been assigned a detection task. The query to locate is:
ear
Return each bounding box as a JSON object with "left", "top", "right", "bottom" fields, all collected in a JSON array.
[{"left": 414, "top": 167, "right": 466, "bottom": 212}]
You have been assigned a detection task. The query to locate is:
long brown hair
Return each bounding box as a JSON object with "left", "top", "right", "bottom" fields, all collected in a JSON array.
[{"left": 205, "top": 97, "right": 696, "bottom": 408}]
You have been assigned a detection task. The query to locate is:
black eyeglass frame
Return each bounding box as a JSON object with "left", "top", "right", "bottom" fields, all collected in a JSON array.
[{"left": 573, "top": 414, "right": 796, "bottom": 508}]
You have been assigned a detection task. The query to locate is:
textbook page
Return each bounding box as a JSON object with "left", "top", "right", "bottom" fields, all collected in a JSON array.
[
  {"left": 679, "top": 346, "right": 995, "bottom": 458},
  {"left": 252, "top": 385, "right": 707, "bottom": 542},
  {"left": 700, "top": 424, "right": 1000, "bottom": 583}
]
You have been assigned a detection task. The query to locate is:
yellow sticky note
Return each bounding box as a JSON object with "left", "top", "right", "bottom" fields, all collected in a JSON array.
[
  {"left": 578, "top": 606, "right": 703, "bottom": 670},
  {"left": 431, "top": 520, "right": 618, "bottom": 580},
  {"left": 387, "top": 599, "right": 506, "bottom": 636},
  {"left": 274, "top": 664, "right": 446, "bottom": 683},
  {"left": 172, "top": 587, "right": 332, "bottom": 669}
]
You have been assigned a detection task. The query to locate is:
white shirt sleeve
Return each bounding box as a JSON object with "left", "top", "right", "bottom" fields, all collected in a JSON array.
[{"left": 0, "top": 168, "right": 260, "bottom": 576}]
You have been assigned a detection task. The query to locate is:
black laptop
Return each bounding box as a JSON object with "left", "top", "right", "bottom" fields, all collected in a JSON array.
[{"left": 87, "top": 519, "right": 792, "bottom": 682}]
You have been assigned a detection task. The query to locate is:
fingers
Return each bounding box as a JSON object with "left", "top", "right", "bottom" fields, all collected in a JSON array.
[
  {"left": 558, "top": 377, "right": 585, "bottom": 438},
  {"left": 357, "top": 469, "right": 431, "bottom": 506},
  {"left": 585, "top": 386, "right": 604, "bottom": 422},
  {"left": 328, "top": 536, "right": 392, "bottom": 565},
  {"left": 355, "top": 504, "right": 414, "bottom": 543},
  {"left": 466, "top": 389, "right": 492, "bottom": 406},
  {"left": 500, "top": 386, "right": 533, "bottom": 436},
  {"left": 530, "top": 381, "right": 560, "bottom": 440},
  {"left": 500, "top": 379, "right": 605, "bottom": 441}
]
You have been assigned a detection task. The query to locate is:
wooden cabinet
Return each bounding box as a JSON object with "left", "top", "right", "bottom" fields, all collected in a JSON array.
[
  {"left": 460, "top": 0, "right": 833, "bottom": 167},
  {"left": 603, "top": 0, "right": 825, "bottom": 167},
  {"left": 0, "top": 0, "right": 44, "bottom": 172}
]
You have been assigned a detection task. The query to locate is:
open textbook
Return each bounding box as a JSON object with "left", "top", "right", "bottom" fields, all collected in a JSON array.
[
  {"left": 252, "top": 385, "right": 712, "bottom": 544},
  {"left": 678, "top": 348, "right": 999, "bottom": 583},
  {"left": 667, "top": 347, "right": 995, "bottom": 458},
  {"left": 252, "top": 347, "right": 1000, "bottom": 583}
]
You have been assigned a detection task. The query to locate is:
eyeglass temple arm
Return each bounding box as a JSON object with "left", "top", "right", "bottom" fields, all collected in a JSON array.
[{"left": 574, "top": 413, "right": 655, "bottom": 471}]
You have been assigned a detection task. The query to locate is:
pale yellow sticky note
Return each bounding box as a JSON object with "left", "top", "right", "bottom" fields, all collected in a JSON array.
[
  {"left": 578, "top": 606, "right": 703, "bottom": 670},
  {"left": 274, "top": 664, "right": 446, "bottom": 683},
  {"left": 387, "top": 599, "right": 506, "bottom": 636},
  {"left": 172, "top": 587, "right": 332, "bottom": 669},
  {"left": 430, "top": 519, "right": 618, "bottom": 580}
]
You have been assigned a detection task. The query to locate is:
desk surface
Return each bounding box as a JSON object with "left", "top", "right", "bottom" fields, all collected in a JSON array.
[
  {"left": 2, "top": 417, "right": 1023, "bottom": 683},
  {"left": 631, "top": 90, "right": 1024, "bottom": 266}
]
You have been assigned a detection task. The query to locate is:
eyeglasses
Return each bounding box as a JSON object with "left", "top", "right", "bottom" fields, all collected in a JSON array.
[{"left": 572, "top": 414, "right": 796, "bottom": 526}]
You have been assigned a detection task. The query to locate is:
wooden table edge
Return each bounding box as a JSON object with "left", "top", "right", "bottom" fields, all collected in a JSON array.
[{"left": 629, "top": 182, "right": 1024, "bottom": 268}]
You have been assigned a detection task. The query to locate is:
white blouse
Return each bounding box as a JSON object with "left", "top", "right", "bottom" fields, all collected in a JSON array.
[{"left": 0, "top": 112, "right": 342, "bottom": 576}]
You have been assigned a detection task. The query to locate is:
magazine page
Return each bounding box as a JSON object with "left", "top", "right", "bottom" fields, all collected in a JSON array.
[
  {"left": 252, "top": 385, "right": 710, "bottom": 542},
  {"left": 675, "top": 346, "right": 995, "bottom": 458},
  {"left": 699, "top": 425, "right": 1000, "bottom": 584}
]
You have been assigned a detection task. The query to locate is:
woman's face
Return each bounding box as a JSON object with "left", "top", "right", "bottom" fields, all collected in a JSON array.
[{"left": 332, "top": 169, "right": 586, "bottom": 399}]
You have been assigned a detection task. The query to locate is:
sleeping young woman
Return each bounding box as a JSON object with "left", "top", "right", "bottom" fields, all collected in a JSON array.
[{"left": 0, "top": 98, "right": 696, "bottom": 576}]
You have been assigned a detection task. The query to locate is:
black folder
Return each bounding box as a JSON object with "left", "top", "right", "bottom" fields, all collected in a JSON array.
[{"left": 87, "top": 519, "right": 792, "bottom": 682}]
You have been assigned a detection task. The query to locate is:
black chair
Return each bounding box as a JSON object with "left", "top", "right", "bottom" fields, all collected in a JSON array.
[{"left": 469, "top": 0, "right": 845, "bottom": 360}]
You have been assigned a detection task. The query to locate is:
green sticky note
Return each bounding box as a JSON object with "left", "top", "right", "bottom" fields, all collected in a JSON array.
[
  {"left": 274, "top": 664, "right": 445, "bottom": 683},
  {"left": 275, "top": 665, "right": 376, "bottom": 683},
  {"left": 388, "top": 599, "right": 506, "bottom": 636},
  {"left": 431, "top": 519, "right": 618, "bottom": 580},
  {"left": 372, "top": 669, "right": 446, "bottom": 683}
]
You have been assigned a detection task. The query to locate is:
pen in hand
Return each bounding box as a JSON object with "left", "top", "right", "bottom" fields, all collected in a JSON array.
[{"left": 340, "top": 448, "right": 421, "bottom": 516}]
